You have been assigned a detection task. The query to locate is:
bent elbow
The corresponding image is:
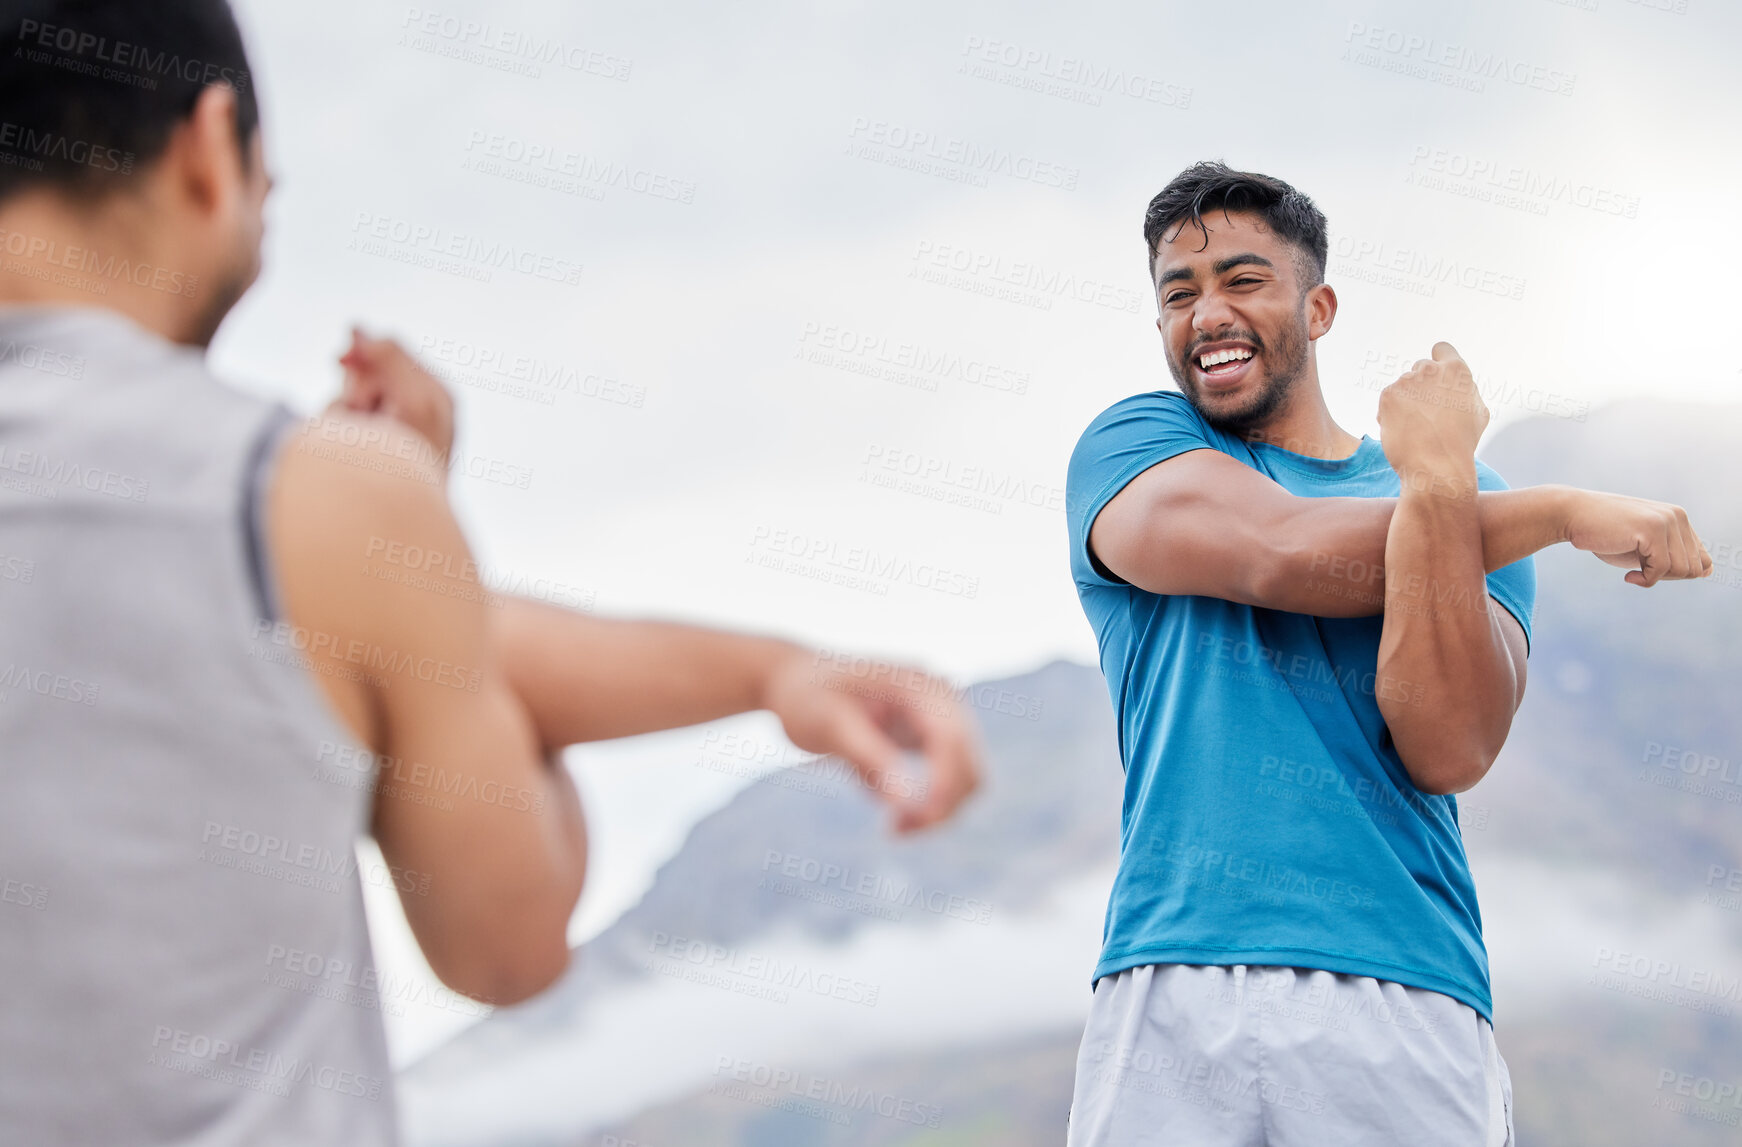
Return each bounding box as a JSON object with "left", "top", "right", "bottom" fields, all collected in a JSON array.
[
  {"left": 1405, "top": 747, "right": 1494, "bottom": 796},
  {"left": 1411, "top": 767, "right": 1480, "bottom": 797},
  {"left": 429, "top": 932, "right": 573, "bottom": 1007}
]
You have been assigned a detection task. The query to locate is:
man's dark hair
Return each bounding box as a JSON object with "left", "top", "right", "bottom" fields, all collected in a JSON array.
[
  {"left": 0, "top": 0, "right": 258, "bottom": 203},
  {"left": 1143, "top": 161, "right": 1328, "bottom": 291}
]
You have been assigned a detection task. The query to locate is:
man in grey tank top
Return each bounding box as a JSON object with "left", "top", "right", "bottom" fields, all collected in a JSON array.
[{"left": 0, "top": 3, "right": 981, "bottom": 1143}]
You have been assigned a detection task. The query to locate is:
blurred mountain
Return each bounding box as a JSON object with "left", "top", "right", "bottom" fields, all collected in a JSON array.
[
  {"left": 400, "top": 658, "right": 1123, "bottom": 1145},
  {"left": 402, "top": 400, "right": 1742, "bottom": 1147},
  {"left": 1471, "top": 400, "right": 1742, "bottom": 899}
]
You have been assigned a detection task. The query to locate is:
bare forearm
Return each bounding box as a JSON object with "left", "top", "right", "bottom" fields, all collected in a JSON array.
[
  {"left": 1375, "top": 471, "right": 1518, "bottom": 793},
  {"left": 1266, "top": 484, "right": 1571, "bottom": 616},
  {"left": 491, "top": 596, "right": 800, "bottom": 748}
]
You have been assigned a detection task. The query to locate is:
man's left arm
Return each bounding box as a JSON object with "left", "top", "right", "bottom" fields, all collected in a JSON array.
[
  {"left": 1373, "top": 343, "right": 1527, "bottom": 795},
  {"left": 332, "top": 331, "right": 981, "bottom": 833},
  {"left": 492, "top": 598, "right": 981, "bottom": 833}
]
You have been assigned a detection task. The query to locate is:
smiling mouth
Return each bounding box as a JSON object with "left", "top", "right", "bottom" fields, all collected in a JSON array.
[
  {"left": 1199, "top": 346, "right": 1252, "bottom": 372},
  {"left": 1191, "top": 343, "right": 1258, "bottom": 386}
]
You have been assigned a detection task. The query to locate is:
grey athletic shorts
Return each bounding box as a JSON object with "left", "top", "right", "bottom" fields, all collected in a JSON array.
[{"left": 1066, "top": 964, "right": 1514, "bottom": 1146}]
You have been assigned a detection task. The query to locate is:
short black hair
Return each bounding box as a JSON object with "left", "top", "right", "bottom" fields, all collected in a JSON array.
[
  {"left": 0, "top": 0, "right": 258, "bottom": 203},
  {"left": 1143, "top": 161, "right": 1328, "bottom": 290}
]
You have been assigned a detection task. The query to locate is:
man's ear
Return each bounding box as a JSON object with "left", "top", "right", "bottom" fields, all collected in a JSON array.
[
  {"left": 1304, "top": 281, "right": 1338, "bottom": 341},
  {"left": 164, "top": 84, "right": 248, "bottom": 216}
]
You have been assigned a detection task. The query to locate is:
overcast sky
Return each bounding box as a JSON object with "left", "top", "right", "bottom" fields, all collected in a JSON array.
[
  {"left": 216, "top": 0, "right": 1742, "bottom": 1062},
  {"left": 220, "top": 0, "right": 1741, "bottom": 688}
]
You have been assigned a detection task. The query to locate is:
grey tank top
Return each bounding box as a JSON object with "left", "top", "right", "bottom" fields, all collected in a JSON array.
[{"left": 0, "top": 306, "right": 397, "bottom": 1145}]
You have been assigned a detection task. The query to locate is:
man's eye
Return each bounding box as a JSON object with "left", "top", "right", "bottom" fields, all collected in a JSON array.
[
  {"left": 1230, "top": 277, "right": 1262, "bottom": 286},
  {"left": 1165, "top": 292, "right": 1192, "bottom": 305}
]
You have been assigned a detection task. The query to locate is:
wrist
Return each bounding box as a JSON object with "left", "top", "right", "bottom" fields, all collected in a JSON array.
[
  {"left": 755, "top": 638, "right": 814, "bottom": 711},
  {"left": 1395, "top": 456, "right": 1480, "bottom": 504},
  {"left": 1543, "top": 484, "right": 1583, "bottom": 546}
]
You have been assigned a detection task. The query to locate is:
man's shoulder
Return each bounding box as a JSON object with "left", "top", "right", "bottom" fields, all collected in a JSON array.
[
  {"left": 1081, "top": 388, "right": 1199, "bottom": 432},
  {"left": 1072, "top": 389, "right": 1213, "bottom": 461}
]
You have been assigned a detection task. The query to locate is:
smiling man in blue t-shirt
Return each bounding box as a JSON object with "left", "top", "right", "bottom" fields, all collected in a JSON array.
[{"left": 1063, "top": 162, "right": 1712, "bottom": 1146}]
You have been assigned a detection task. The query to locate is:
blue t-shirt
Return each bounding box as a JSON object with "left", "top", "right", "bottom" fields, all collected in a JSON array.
[{"left": 1065, "top": 390, "right": 1536, "bottom": 1022}]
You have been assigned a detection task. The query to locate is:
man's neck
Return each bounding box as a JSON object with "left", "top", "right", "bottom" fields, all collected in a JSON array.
[
  {"left": 1240, "top": 382, "right": 1362, "bottom": 460},
  {"left": 0, "top": 192, "right": 201, "bottom": 345}
]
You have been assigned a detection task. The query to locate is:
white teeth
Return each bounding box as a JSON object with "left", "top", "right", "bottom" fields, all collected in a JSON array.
[{"left": 1198, "top": 347, "right": 1254, "bottom": 369}]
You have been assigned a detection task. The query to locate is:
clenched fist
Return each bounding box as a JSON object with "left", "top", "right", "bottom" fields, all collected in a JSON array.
[
  {"left": 1560, "top": 487, "right": 1713, "bottom": 587},
  {"left": 1377, "top": 342, "right": 1488, "bottom": 489}
]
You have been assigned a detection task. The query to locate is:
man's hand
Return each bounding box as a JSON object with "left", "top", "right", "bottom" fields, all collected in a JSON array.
[
  {"left": 330, "top": 328, "right": 456, "bottom": 467},
  {"left": 1559, "top": 488, "right": 1713, "bottom": 586},
  {"left": 1377, "top": 342, "right": 1488, "bottom": 487},
  {"left": 762, "top": 650, "right": 982, "bottom": 834}
]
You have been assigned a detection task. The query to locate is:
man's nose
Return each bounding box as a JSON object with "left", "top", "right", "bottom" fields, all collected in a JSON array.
[{"left": 1191, "top": 291, "right": 1236, "bottom": 335}]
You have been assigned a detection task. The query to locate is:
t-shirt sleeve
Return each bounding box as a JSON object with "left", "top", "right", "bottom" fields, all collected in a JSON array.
[
  {"left": 1066, "top": 392, "right": 1220, "bottom": 589},
  {"left": 1475, "top": 462, "right": 1537, "bottom": 653}
]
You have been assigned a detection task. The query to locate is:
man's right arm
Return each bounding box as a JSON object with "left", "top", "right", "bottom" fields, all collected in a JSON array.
[
  {"left": 269, "top": 415, "right": 586, "bottom": 1007},
  {"left": 1089, "top": 448, "right": 1707, "bottom": 613}
]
